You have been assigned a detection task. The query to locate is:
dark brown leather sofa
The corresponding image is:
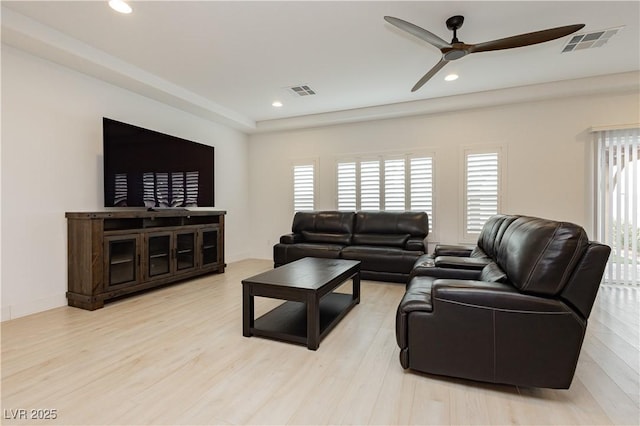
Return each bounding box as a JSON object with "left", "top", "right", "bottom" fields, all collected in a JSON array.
[
  {"left": 396, "top": 215, "right": 610, "bottom": 388},
  {"left": 410, "top": 214, "right": 520, "bottom": 278},
  {"left": 273, "top": 211, "right": 429, "bottom": 282}
]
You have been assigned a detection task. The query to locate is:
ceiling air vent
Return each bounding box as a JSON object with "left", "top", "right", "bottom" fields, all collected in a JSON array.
[
  {"left": 561, "top": 26, "right": 622, "bottom": 52},
  {"left": 287, "top": 85, "right": 316, "bottom": 96}
]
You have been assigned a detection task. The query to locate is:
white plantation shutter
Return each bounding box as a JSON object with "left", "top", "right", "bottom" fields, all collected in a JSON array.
[
  {"left": 361, "top": 160, "right": 381, "bottom": 210},
  {"left": 293, "top": 163, "right": 315, "bottom": 212},
  {"left": 337, "top": 162, "right": 357, "bottom": 210},
  {"left": 595, "top": 127, "right": 640, "bottom": 285},
  {"left": 410, "top": 157, "right": 433, "bottom": 230},
  {"left": 384, "top": 159, "right": 405, "bottom": 210},
  {"left": 465, "top": 151, "right": 499, "bottom": 235},
  {"left": 336, "top": 155, "right": 433, "bottom": 222}
]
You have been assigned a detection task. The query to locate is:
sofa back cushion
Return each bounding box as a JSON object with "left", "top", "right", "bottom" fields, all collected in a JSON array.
[
  {"left": 352, "top": 233, "right": 409, "bottom": 247},
  {"left": 301, "top": 230, "right": 351, "bottom": 245},
  {"left": 355, "top": 211, "right": 429, "bottom": 237},
  {"left": 291, "top": 211, "right": 354, "bottom": 245},
  {"left": 292, "top": 211, "right": 354, "bottom": 233},
  {"left": 476, "top": 214, "right": 518, "bottom": 258},
  {"left": 496, "top": 216, "right": 588, "bottom": 296},
  {"left": 479, "top": 262, "right": 508, "bottom": 283}
]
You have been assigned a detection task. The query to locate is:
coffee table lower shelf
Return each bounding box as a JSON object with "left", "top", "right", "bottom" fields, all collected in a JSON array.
[{"left": 250, "top": 293, "right": 355, "bottom": 348}]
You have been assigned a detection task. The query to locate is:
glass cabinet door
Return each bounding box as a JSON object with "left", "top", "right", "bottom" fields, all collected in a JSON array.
[
  {"left": 201, "top": 228, "right": 219, "bottom": 266},
  {"left": 176, "top": 231, "right": 196, "bottom": 271},
  {"left": 105, "top": 235, "right": 139, "bottom": 287},
  {"left": 147, "top": 233, "right": 172, "bottom": 278}
]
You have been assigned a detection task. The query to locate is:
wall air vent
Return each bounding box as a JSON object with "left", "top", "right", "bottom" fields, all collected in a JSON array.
[
  {"left": 287, "top": 85, "right": 316, "bottom": 96},
  {"left": 561, "top": 26, "right": 622, "bottom": 52}
]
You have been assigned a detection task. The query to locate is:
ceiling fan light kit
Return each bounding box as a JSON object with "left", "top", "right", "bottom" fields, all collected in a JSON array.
[{"left": 384, "top": 15, "right": 585, "bottom": 92}]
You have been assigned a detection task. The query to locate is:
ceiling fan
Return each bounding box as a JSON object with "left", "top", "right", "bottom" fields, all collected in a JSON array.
[{"left": 384, "top": 15, "right": 585, "bottom": 92}]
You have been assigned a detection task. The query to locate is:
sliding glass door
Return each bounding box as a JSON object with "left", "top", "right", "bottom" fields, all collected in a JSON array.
[{"left": 594, "top": 127, "right": 640, "bottom": 285}]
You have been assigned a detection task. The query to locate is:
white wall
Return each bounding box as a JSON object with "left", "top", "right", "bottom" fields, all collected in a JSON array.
[
  {"left": 248, "top": 90, "right": 640, "bottom": 260},
  {"left": 1, "top": 46, "right": 251, "bottom": 320},
  {"left": 2, "top": 43, "right": 638, "bottom": 321}
]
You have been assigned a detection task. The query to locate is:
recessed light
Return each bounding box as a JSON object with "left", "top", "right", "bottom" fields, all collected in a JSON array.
[
  {"left": 272, "top": 101, "right": 283, "bottom": 107},
  {"left": 109, "top": 0, "right": 132, "bottom": 14},
  {"left": 444, "top": 74, "right": 459, "bottom": 82}
]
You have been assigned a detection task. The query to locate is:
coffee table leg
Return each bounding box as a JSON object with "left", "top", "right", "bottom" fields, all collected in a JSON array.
[
  {"left": 353, "top": 272, "right": 361, "bottom": 304},
  {"left": 307, "top": 293, "right": 319, "bottom": 350},
  {"left": 242, "top": 284, "right": 254, "bottom": 337}
]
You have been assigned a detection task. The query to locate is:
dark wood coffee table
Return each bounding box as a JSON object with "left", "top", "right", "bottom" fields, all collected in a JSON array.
[{"left": 242, "top": 257, "right": 361, "bottom": 350}]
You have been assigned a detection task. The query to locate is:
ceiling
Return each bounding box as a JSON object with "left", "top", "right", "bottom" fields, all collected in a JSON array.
[{"left": 2, "top": 1, "right": 639, "bottom": 133}]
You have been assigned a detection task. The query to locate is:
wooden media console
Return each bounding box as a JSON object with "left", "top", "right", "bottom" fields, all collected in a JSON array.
[{"left": 66, "top": 209, "right": 225, "bottom": 310}]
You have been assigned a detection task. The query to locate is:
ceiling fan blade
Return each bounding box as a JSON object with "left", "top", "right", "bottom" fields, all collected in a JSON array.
[
  {"left": 411, "top": 58, "right": 449, "bottom": 92},
  {"left": 470, "top": 24, "right": 585, "bottom": 53},
  {"left": 384, "top": 16, "right": 452, "bottom": 50}
]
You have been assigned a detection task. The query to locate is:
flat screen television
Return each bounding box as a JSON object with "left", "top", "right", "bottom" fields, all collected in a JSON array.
[{"left": 103, "top": 118, "right": 214, "bottom": 208}]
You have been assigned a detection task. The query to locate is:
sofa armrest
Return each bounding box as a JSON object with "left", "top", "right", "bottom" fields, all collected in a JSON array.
[
  {"left": 279, "top": 233, "right": 304, "bottom": 244},
  {"left": 433, "top": 244, "right": 475, "bottom": 257},
  {"left": 434, "top": 256, "right": 490, "bottom": 270},
  {"left": 408, "top": 279, "right": 585, "bottom": 388},
  {"left": 405, "top": 236, "right": 428, "bottom": 252},
  {"left": 432, "top": 280, "right": 571, "bottom": 313},
  {"left": 396, "top": 276, "right": 435, "bottom": 351}
]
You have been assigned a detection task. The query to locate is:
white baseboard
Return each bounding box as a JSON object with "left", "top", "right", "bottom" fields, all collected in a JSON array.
[
  {"left": 1, "top": 258, "right": 271, "bottom": 322},
  {"left": 1, "top": 305, "right": 12, "bottom": 322},
  {"left": 1, "top": 295, "right": 67, "bottom": 321},
  {"left": 226, "top": 251, "right": 254, "bottom": 264}
]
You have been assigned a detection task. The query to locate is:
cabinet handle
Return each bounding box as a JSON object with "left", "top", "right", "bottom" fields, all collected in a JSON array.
[{"left": 137, "top": 254, "right": 140, "bottom": 265}]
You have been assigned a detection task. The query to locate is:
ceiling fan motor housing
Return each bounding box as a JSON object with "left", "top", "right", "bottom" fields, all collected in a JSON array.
[{"left": 443, "top": 48, "right": 467, "bottom": 60}]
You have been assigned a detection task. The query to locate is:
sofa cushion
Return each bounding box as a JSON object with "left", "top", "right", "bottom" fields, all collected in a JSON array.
[
  {"left": 341, "top": 246, "right": 421, "bottom": 274},
  {"left": 355, "top": 211, "right": 428, "bottom": 237},
  {"left": 434, "top": 256, "right": 489, "bottom": 270},
  {"left": 476, "top": 215, "right": 519, "bottom": 258},
  {"left": 292, "top": 211, "right": 354, "bottom": 234},
  {"left": 479, "top": 261, "right": 508, "bottom": 283},
  {"left": 273, "top": 242, "right": 343, "bottom": 266},
  {"left": 496, "top": 217, "right": 588, "bottom": 296},
  {"left": 352, "top": 233, "right": 409, "bottom": 247},
  {"left": 302, "top": 230, "right": 351, "bottom": 245},
  {"left": 470, "top": 247, "right": 489, "bottom": 258}
]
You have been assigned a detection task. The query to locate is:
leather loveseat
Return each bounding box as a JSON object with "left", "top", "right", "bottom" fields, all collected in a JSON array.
[
  {"left": 273, "top": 211, "right": 429, "bottom": 282},
  {"left": 396, "top": 215, "right": 610, "bottom": 388}
]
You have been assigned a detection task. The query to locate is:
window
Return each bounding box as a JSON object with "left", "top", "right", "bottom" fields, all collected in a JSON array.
[
  {"left": 594, "top": 127, "right": 639, "bottom": 285},
  {"left": 410, "top": 157, "right": 433, "bottom": 214},
  {"left": 337, "top": 162, "right": 356, "bottom": 210},
  {"left": 336, "top": 154, "right": 433, "bottom": 229},
  {"left": 293, "top": 163, "right": 315, "bottom": 212},
  {"left": 384, "top": 159, "right": 405, "bottom": 211},
  {"left": 464, "top": 148, "right": 501, "bottom": 239},
  {"left": 361, "top": 160, "right": 381, "bottom": 210}
]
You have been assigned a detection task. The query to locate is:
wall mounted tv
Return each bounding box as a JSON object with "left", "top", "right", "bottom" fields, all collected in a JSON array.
[{"left": 103, "top": 118, "right": 214, "bottom": 208}]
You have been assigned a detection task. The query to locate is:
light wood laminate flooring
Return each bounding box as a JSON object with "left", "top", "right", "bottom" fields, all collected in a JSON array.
[{"left": 2, "top": 259, "right": 639, "bottom": 425}]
